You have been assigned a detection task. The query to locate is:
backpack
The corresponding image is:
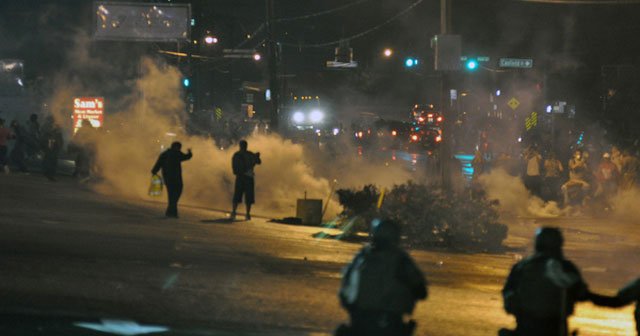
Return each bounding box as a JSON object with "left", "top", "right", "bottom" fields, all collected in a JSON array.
[
  {"left": 341, "top": 247, "right": 415, "bottom": 314},
  {"left": 515, "top": 256, "right": 579, "bottom": 318}
]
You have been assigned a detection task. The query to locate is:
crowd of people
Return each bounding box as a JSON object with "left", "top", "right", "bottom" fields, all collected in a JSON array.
[
  {"left": 473, "top": 144, "right": 640, "bottom": 208},
  {"left": 0, "top": 114, "right": 72, "bottom": 181}
]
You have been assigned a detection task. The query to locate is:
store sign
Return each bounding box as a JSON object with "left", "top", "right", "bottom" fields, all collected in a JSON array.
[{"left": 73, "top": 97, "right": 104, "bottom": 131}]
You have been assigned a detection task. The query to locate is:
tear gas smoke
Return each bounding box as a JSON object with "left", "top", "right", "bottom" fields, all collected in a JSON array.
[
  {"left": 478, "top": 168, "right": 564, "bottom": 218},
  {"left": 47, "top": 54, "right": 413, "bottom": 219}
]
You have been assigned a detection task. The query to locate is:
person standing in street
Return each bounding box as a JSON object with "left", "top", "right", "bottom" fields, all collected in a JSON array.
[
  {"left": 543, "top": 153, "right": 564, "bottom": 202},
  {"left": 524, "top": 146, "right": 543, "bottom": 197},
  {"left": 0, "top": 118, "right": 12, "bottom": 174},
  {"left": 336, "top": 219, "right": 427, "bottom": 336},
  {"left": 152, "top": 142, "right": 192, "bottom": 218},
  {"left": 41, "top": 117, "right": 64, "bottom": 181},
  {"left": 10, "top": 120, "right": 28, "bottom": 173},
  {"left": 25, "top": 113, "right": 41, "bottom": 158},
  {"left": 231, "top": 140, "right": 261, "bottom": 220},
  {"left": 501, "top": 227, "right": 589, "bottom": 336}
]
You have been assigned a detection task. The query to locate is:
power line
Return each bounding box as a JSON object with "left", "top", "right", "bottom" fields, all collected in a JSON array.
[
  {"left": 516, "top": 0, "right": 640, "bottom": 4},
  {"left": 276, "top": 0, "right": 373, "bottom": 22},
  {"left": 278, "top": 0, "right": 426, "bottom": 48}
]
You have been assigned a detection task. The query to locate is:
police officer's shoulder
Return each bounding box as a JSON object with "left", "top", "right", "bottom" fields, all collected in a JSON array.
[{"left": 619, "top": 278, "right": 640, "bottom": 300}]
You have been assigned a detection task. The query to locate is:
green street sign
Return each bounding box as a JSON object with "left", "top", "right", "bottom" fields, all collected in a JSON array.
[{"left": 499, "top": 58, "right": 533, "bottom": 68}]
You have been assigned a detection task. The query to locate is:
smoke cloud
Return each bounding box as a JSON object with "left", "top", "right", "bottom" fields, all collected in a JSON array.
[
  {"left": 478, "top": 168, "right": 563, "bottom": 218},
  {"left": 44, "top": 33, "right": 416, "bottom": 220}
]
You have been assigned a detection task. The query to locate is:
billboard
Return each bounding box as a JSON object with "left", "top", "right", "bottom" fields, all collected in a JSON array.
[
  {"left": 74, "top": 97, "right": 104, "bottom": 131},
  {"left": 94, "top": 2, "right": 190, "bottom": 42}
]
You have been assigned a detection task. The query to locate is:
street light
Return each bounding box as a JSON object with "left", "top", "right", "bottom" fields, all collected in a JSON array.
[
  {"left": 204, "top": 36, "right": 218, "bottom": 44},
  {"left": 253, "top": 53, "right": 262, "bottom": 61},
  {"left": 383, "top": 48, "right": 393, "bottom": 57}
]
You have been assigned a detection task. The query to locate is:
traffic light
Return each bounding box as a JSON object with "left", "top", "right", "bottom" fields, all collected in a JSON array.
[
  {"left": 405, "top": 58, "right": 419, "bottom": 68},
  {"left": 182, "top": 78, "right": 191, "bottom": 87},
  {"left": 465, "top": 58, "right": 478, "bottom": 71}
]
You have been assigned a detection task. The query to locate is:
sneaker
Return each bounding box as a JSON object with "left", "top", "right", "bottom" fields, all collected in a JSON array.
[{"left": 229, "top": 212, "right": 236, "bottom": 221}]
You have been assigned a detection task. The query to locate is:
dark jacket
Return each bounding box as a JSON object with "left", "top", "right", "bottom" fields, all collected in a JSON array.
[
  {"left": 339, "top": 245, "right": 427, "bottom": 315},
  {"left": 503, "top": 253, "right": 588, "bottom": 319},
  {"left": 232, "top": 150, "right": 261, "bottom": 177},
  {"left": 152, "top": 148, "right": 192, "bottom": 185}
]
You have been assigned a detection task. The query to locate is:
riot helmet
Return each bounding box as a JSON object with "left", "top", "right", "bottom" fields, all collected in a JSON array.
[
  {"left": 371, "top": 218, "right": 401, "bottom": 248},
  {"left": 534, "top": 227, "right": 564, "bottom": 257}
]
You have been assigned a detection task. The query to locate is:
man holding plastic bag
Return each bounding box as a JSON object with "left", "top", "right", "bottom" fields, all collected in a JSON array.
[{"left": 151, "top": 142, "right": 192, "bottom": 218}]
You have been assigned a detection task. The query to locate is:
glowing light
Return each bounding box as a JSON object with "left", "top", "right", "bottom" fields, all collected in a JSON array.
[
  {"left": 496, "top": 89, "right": 501, "bottom": 96},
  {"left": 437, "top": 116, "right": 443, "bottom": 122},
  {"left": 253, "top": 53, "right": 262, "bottom": 61},
  {"left": 435, "top": 135, "right": 442, "bottom": 142},
  {"left": 411, "top": 135, "right": 419, "bottom": 141},
  {"left": 405, "top": 58, "right": 416, "bottom": 67},
  {"left": 309, "top": 109, "right": 324, "bottom": 123},
  {"left": 292, "top": 111, "right": 305, "bottom": 123},
  {"left": 546, "top": 105, "right": 553, "bottom": 113},
  {"left": 204, "top": 36, "right": 218, "bottom": 44},
  {"left": 391, "top": 130, "right": 397, "bottom": 136},
  {"left": 333, "top": 128, "right": 340, "bottom": 136},
  {"left": 383, "top": 48, "right": 393, "bottom": 57},
  {"left": 465, "top": 59, "right": 478, "bottom": 71}
]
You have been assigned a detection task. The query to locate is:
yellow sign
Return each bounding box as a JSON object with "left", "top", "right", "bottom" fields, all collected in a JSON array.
[
  {"left": 525, "top": 112, "right": 538, "bottom": 131},
  {"left": 508, "top": 97, "right": 520, "bottom": 110}
]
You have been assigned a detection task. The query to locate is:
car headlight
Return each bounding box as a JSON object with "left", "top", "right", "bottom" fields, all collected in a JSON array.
[
  {"left": 292, "top": 111, "right": 305, "bottom": 123},
  {"left": 309, "top": 109, "right": 324, "bottom": 123}
]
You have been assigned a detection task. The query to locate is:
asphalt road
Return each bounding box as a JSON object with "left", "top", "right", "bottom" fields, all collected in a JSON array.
[{"left": 0, "top": 174, "right": 638, "bottom": 335}]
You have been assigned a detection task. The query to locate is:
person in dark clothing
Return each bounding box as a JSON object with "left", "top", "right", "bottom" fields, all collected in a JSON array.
[
  {"left": 151, "top": 141, "right": 192, "bottom": 218},
  {"left": 589, "top": 278, "right": 640, "bottom": 335},
  {"left": 0, "top": 118, "right": 12, "bottom": 174},
  {"left": 501, "top": 227, "right": 589, "bottom": 336},
  {"left": 41, "top": 118, "right": 64, "bottom": 181},
  {"left": 25, "top": 113, "right": 41, "bottom": 158},
  {"left": 231, "top": 140, "right": 261, "bottom": 220},
  {"left": 71, "top": 120, "right": 97, "bottom": 180},
  {"left": 9, "top": 120, "right": 28, "bottom": 173},
  {"left": 336, "top": 219, "right": 427, "bottom": 336}
]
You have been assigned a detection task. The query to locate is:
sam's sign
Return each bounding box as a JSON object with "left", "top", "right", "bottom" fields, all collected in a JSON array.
[{"left": 73, "top": 97, "right": 104, "bottom": 131}]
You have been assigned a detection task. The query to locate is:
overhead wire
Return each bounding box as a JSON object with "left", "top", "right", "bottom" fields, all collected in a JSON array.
[
  {"left": 276, "top": 0, "right": 373, "bottom": 22},
  {"left": 277, "top": 0, "right": 426, "bottom": 48}
]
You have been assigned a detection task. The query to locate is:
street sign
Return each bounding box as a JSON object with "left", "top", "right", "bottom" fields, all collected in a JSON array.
[
  {"left": 525, "top": 112, "right": 538, "bottom": 131},
  {"left": 460, "top": 56, "right": 490, "bottom": 62},
  {"left": 326, "top": 61, "right": 358, "bottom": 68},
  {"left": 499, "top": 58, "right": 533, "bottom": 69},
  {"left": 508, "top": 97, "right": 520, "bottom": 110}
]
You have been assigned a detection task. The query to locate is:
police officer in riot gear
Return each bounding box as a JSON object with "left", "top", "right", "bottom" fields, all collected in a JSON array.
[
  {"left": 337, "top": 219, "right": 427, "bottom": 336},
  {"left": 502, "top": 227, "right": 589, "bottom": 336}
]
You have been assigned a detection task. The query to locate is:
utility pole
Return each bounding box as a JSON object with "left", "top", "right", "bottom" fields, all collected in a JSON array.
[
  {"left": 266, "top": 0, "right": 279, "bottom": 132},
  {"left": 439, "top": 0, "right": 453, "bottom": 190}
]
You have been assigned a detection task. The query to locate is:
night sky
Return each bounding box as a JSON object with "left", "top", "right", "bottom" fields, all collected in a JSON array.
[{"left": 1, "top": 0, "right": 640, "bottom": 117}]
